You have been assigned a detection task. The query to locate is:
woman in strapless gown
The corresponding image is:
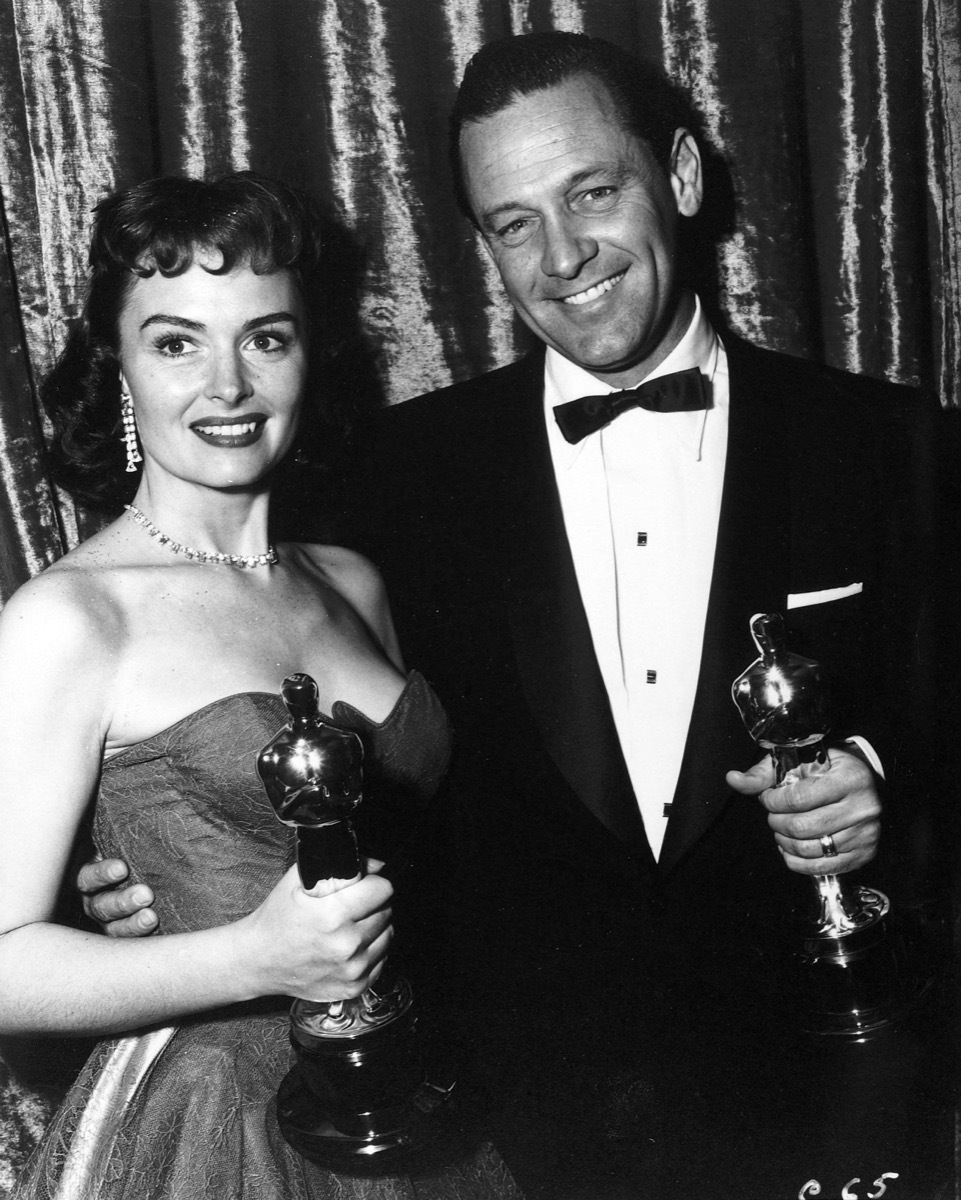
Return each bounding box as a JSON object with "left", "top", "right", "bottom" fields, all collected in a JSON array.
[{"left": 0, "top": 174, "right": 521, "bottom": 1200}]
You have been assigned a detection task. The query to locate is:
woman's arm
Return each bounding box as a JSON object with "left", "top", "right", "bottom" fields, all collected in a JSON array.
[
  {"left": 0, "top": 864, "right": 392, "bottom": 1036},
  {"left": 0, "top": 574, "right": 393, "bottom": 1037}
]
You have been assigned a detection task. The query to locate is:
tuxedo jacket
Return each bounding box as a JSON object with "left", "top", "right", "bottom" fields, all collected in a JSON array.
[{"left": 320, "top": 337, "right": 936, "bottom": 1033}]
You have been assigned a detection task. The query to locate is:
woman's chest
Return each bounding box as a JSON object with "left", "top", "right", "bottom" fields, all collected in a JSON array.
[{"left": 107, "top": 579, "right": 390, "bottom": 752}]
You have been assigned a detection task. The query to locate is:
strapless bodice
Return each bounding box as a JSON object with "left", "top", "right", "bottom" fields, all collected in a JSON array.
[{"left": 94, "top": 671, "right": 451, "bottom": 934}]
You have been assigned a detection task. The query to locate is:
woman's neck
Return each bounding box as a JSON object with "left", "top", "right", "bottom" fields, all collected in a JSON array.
[{"left": 129, "top": 479, "right": 274, "bottom": 561}]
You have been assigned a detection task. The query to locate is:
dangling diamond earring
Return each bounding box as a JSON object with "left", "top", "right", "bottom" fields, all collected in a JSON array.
[{"left": 120, "top": 385, "right": 142, "bottom": 473}]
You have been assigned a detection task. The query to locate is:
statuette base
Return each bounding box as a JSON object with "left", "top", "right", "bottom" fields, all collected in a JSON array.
[
  {"left": 795, "top": 885, "right": 923, "bottom": 1039},
  {"left": 276, "top": 1054, "right": 459, "bottom": 1175}
]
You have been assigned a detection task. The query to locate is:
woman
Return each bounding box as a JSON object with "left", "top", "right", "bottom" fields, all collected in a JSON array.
[{"left": 0, "top": 173, "right": 520, "bottom": 1199}]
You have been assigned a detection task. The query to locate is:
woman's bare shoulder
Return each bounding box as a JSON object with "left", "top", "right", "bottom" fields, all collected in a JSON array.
[
  {"left": 284, "top": 542, "right": 400, "bottom": 663},
  {"left": 287, "top": 542, "right": 387, "bottom": 601},
  {"left": 1, "top": 544, "right": 129, "bottom": 658}
]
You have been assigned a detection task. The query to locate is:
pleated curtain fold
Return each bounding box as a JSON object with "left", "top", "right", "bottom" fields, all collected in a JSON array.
[{"left": 0, "top": 0, "right": 958, "bottom": 608}]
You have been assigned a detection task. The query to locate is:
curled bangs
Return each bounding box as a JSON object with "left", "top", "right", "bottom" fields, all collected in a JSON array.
[{"left": 90, "top": 173, "right": 321, "bottom": 284}]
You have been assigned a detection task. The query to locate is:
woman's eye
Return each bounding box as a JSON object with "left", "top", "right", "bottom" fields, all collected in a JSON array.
[
  {"left": 249, "top": 331, "right": 286, "bottom": 352},
  {"left": 154, "top": 335, "right": 195, "bottom": 357}
]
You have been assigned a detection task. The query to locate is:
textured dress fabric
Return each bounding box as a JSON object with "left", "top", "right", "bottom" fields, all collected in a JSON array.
[{"left": 16, "top": 672, "right": 521, "bottom": 1200}]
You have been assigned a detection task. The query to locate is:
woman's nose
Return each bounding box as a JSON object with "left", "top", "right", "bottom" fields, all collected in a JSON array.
[{"left": 204, "top": 349, "right": 252, "bottom": 404}]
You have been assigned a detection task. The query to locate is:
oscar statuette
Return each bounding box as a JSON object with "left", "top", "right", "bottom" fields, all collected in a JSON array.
[
  {"left": 257, "top": 673, "right": 456, "bottom": 1172},
  {"left": 731, "top": 613, "right": 919, "bottom": 1038}
]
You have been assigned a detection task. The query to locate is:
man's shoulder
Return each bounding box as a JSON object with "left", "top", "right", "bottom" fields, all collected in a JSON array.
[
  {"left": 342, "top": 352, "right": 544, "bottom": 521},
  {"left": 380, "top": 351, "right": 544, "bottom": 432},
  {"left": 726, "top": 336, "right": 927, "bottom": 418}
]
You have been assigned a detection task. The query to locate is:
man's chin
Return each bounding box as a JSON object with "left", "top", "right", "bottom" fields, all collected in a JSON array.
[
  {"left": 545, "top": 312, "right": 682, "bottom": 386},
  {"left": 551, "top": 341, "right": 656, "bottom": 387}
]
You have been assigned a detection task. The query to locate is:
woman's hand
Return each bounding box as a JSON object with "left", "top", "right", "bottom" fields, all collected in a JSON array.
[
  {"left": 235, "top": 863, "right": 394, "bottom": 1002},
  {"left": 77, "top": 853, "right": 394, "bottom": 1004}
]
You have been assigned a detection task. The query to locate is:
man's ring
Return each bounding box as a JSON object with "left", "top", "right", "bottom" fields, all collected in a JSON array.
[{"left": 820, "top": 835, "right": 838, "bottom": 857}]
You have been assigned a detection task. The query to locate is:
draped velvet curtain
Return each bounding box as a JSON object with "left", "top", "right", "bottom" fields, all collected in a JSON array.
[
  {"left": 0, "top": 0, "right": 959, "bottom": 1187},
  {"left": 0, "top": 0, "right": 959, "bottom": 602}
]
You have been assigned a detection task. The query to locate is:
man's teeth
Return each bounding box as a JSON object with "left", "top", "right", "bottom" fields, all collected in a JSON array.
[
  {"left": 563, "top": 271, "right": 626, "bottom": 306},
  {"left": 196, "top": 421, "right": 258, "bottom": 436}
]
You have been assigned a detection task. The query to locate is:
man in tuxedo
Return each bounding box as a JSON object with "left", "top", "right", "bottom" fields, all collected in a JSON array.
[
  {"left": 84, "top": 31, "right": 942, "bottom": 1198},
  {"left": 330, "top": 31, "right": 941, "bottom": 1196}
]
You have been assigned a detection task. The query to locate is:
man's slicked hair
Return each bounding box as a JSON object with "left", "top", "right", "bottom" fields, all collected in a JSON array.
[{"left": 449, "top": 31, "right": 697, "bottom": 225}]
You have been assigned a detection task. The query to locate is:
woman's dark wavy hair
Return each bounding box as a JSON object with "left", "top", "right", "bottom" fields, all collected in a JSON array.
[{"left": 42, "top": 171, "right": 325, "bottom": 512}]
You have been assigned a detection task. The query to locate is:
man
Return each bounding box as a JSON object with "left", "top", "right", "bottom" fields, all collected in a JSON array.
[{"left": 85, "top": 32, "right": 942, "bottom": 1198}]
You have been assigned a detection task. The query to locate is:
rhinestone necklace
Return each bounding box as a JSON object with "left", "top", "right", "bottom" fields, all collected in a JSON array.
[{"left": 124, "top": 504, "right": 278, "bottom": 568}]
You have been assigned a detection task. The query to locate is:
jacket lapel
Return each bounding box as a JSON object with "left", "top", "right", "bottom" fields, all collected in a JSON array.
[
  {"left": 486, "top": 356, "right": 647, "bottom": 849},
  {"left": 658, "top": 339, "right": 792, "bottom": 873},
  {"left": 474, "top": 340, "right": 795, "bottom": 868}
]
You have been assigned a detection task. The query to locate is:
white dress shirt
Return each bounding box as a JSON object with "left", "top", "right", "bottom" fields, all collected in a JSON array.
[{"left": 544, "top": 295, "right": 728, "bottom": 858}]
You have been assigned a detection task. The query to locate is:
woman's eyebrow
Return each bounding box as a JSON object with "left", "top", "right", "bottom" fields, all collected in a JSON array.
[
  {"left": 137, "top": 310, "right": 299, "bottom": 333},
  {"left": 139, "top": 313, "right": 204, "bottom": 332},
  {"left": 241, "top": 311, "right": 300, "bottom": 332}
]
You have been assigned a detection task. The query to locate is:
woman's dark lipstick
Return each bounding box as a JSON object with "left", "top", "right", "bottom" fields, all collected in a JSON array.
[{"left": 190, "top": 413, "right": 267, "bottom": 448}]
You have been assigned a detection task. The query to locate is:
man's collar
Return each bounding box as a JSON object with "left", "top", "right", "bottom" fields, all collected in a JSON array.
[{"left": 543, "top": 294, "right": 723, "bottom": 462}]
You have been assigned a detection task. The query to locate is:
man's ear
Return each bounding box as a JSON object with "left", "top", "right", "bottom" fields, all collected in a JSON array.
[{"left": 670, "top": 129, "right": 703, "bottom": 218}]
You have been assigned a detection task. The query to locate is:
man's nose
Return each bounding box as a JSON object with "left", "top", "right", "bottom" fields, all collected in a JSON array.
[
  {"left": 204, "top": 349, "right": 252, "bottom": 404},
  {"left": 540, "top": 215, "right": 598, "bottom": 279}
]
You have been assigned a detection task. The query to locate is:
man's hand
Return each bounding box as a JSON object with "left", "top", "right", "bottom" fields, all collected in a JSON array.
[
  {"left": 77, "top": 858, "right": 158, "bottom": 937},
  {"left": 726, "top": 746, "right": 881, "bottom": 875}
]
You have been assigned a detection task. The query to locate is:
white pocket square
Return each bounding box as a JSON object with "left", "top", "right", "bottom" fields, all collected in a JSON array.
[{"left": 787, "top": 582, "right": 863, "bottom": 609}]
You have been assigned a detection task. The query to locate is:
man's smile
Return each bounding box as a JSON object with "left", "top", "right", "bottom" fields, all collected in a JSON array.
[{"left": 561, "top": 270, "right": 627, "bottom": 307}]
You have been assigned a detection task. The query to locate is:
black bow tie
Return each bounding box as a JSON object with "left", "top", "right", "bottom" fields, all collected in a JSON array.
[{"left": 553, "top": 366, "right": 711, "bottom": 444}]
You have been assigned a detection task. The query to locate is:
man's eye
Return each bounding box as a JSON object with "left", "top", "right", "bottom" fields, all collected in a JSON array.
[
  {"left": 586, "top": 186, "right": 617, "bottom": 202},
  {"left": 496, "top": 218, "right": 533, "bottom": 244}
]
